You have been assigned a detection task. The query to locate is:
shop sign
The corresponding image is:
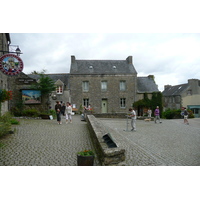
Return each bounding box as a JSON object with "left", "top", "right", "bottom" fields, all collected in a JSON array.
[{"left": 0, "top": 54, "right": 24, "bottom": 76}]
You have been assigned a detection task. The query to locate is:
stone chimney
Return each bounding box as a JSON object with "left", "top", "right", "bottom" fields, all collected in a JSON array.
[
  {"left": 126, "top": 56, "right": 132, "bottom": 64},
  {"left": 148, "top": 75, "right": 154, "bottom": 80},
  {"left": 164, "top": 85, "right": 172, "bottom": 90},
  {"left": 188, "top": 79, "right": 200, "bottom": 94},
  {"left": 71, "top": 55, "right": 76, "bottom": 63}
]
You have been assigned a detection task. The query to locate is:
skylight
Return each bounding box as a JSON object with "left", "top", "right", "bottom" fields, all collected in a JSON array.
[{"left": 178, "top": 86, "right": 182, "bottom": 90}]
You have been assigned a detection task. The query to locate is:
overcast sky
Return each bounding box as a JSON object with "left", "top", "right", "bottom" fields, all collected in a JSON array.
[{"left": 9, "top": 33, "right": 200, "bottom": 91}]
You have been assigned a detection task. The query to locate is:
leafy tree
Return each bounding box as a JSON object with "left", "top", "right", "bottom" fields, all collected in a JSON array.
[
  {"left": 31, "top": 69, "right": 47, "bottom": 74},
  {"left": 31, "top": 74, "right": 56, "bottom": 96}
]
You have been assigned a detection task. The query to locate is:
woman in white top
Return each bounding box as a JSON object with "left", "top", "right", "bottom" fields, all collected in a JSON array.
[{"left": 66, "top": 102, "right": 72, "bottom": 124}]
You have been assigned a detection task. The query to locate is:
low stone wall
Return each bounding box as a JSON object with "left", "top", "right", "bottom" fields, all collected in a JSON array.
[
  {"left": 86, "top": 115, "right": 125, "bottom": 166},
  {"left": 94, "top": 113, "right": 127, "bottom": 118}
]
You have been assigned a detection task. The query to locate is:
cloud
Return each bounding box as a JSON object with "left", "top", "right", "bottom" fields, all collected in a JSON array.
[{"left": 10, "top": 33, "right": 200, "bottom": 91}]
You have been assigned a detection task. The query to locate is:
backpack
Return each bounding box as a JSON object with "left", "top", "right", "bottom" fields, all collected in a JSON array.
[{"left": 184, "top": 110, "right": 188, "bottom": 115}]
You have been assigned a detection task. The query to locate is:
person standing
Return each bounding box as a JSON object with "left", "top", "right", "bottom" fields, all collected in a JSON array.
[
  {"left": 129, "top": 108, "right": 136, "bottom": 131},
  {"left": 147, "top": 108, "right": 152, "bottom": 118},
  {"left": 55, "top": 101, "right": 62, "bottom": 125},
  {"left": 183, "top": 108, "right": 189, "bottom": 125},
  {"left": 154, "top": 106, "right": 162, "bottom": 123},
  {"left": 66, "top": 102, "right": 73, "bottom": 124},
  {"left": 61, "top": 103, "right": 66, "bottom": 117}
]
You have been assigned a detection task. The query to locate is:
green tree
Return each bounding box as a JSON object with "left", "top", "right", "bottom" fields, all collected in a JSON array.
[{"left": 31, "top": 74, "right": 56, "bottom": 96}]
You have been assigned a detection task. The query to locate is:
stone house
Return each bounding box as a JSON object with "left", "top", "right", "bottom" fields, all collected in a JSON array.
[
  {"left": 162, "top": 79, "right": 200, "bottom": 118},
  {"left": 136, "top": 75, "right": 160, "bottom": 116},
  {"left": 0, "top": 33, "right": 11, "bottom": 115},
  {"left": 69, "top": 55, "right": 159, "bottom": 114}
]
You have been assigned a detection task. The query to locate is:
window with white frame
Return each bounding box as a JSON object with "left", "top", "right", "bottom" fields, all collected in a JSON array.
[
  {"left": 56, "top": 85, "right": 63, "bottom": 94},
  {"left": 120, "top": 81, "right": 126, "bottom": 91},
  {"left": 101, "top": 81, "right": 107, "bottom": 91},
  {"left": 83, "top": 98, "right": 89, "bottom": 108},
  {"left": 120, "top": 98, "right": 126, "bottom": 108},
  {"left": 82, "top": 81, "right": 89, "bottom": 92}
]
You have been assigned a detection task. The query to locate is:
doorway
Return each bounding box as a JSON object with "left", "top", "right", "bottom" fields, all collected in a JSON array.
[{"left": 101, "top": 99, "right": 108, "bottom": 113}]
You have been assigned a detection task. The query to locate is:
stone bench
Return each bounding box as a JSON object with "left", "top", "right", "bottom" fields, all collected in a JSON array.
[{"left": 86, "top": 115, "right": 125, "bottom": 166}]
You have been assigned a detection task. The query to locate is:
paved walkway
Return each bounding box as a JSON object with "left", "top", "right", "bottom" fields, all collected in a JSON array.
[
  {"left": 99, "top": 118, "right": 200, "bottom": 166},
  {"left": 1, "top": 115, "right": 200, "bottom": 166},
  {"left": 0, "top": 115, "right": 100, "bottom": 166}
]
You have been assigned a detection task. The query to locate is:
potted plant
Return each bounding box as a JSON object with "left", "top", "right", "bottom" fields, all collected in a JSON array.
[
  {"left": 40, "top": 112, "right": 50, "bottom": 119},
  {"left": 77, "top": 150, "right": 95, "bottom": 166}
]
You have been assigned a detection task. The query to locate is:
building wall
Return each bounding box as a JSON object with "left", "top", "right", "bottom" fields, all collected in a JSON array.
[
  {"left": 182, "top": 94, "right": 200, "bottom": 108},
  {"left": 163, "top": 96, "right": 182, "bottom": 110},
  {"left": 50, "top": 89, "right": 71, "bottom": 109},
  {"left": 8, "top": 73, "right": 49, "bottom": 113},
  {"left": 137, "top": 93, "right": 153, "bottom": 101},
  {"left": 70, "top": 74, "right": 137, "bottom": 113},
  {"left": 0, "top": 33, "right": 10, "bottom": 115}
]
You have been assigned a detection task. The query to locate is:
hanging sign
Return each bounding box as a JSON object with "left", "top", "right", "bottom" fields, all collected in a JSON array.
[{"left": 0, "top": 54, "right": 24, "bottom": 76}]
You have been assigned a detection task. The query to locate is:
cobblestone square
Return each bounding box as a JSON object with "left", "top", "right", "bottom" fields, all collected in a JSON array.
[{"left": 1, "top": 115, "right": 200, "bottom": 166}]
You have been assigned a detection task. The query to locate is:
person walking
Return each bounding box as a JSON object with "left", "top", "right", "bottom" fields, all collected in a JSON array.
[
  {"left": 154, "top": 106, "right": 162, "bottom": 123},
  {"left": 55, "top": 101, "right": 62, "bottom": 125},
  {"left": 66, "top": 102, "right": 73, "bottom": 124},
  {"left": 129, "top": 108, "right": 136, "bottom": 131},
  {"left": 183, "top": 108, "right": 189, "bottom": 125}
]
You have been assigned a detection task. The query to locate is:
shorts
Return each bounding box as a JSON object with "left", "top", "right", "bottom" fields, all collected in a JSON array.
[{"left": 184, "top": 115, "right": 188, "bottom": 119}]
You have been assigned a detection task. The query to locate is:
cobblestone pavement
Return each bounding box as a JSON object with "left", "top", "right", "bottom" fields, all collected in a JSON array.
[
  {"left": 99, "top": 117, "right": 200, "bottom": 166},
  {"left": 0, "top": 115, "right": 100, "bottom": 166},
  {"left": 1, "top": 115, "right": 200, "bottom": 166}
]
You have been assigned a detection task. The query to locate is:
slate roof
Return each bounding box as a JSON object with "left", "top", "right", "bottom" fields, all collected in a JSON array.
[
  {"left": 28, "top": 73, "right": 69, "bottom": 86},
  {"left": 162, "top": 83, "right": 189, "bottom": 96},
  {"left": 70, "top": 59, "right": 137, "bottom": 75},
  {"left": 137, "top": 77, "right": 159, "bottom": 93}
]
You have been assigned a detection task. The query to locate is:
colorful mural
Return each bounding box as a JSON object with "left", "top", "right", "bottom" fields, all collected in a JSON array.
[{"left": 22, "top": 90, "right": 41, "bottom": 104}]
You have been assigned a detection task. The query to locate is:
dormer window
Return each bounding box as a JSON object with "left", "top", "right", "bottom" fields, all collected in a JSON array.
[
  {"left": 56, "top": 85, "right": 63, "bottom": 94},
  {"left": 89, "top": 66, "right": 93, "bottom": 69},
  {"left": 113, "top": 66, "right": 116, "bottom": 69}
]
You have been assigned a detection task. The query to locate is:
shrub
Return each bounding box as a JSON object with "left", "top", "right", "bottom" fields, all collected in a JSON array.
[
  {"left": 10, "top": 118, "right": 20, "bottom": 125},
  {"left": 0, "top": 112, "right": 12, "bottom": 137},
  {"left": 162, "top": 109, "right": 194, "bottom": 119},
  {"left": 49, "top": 109, "right": 56, "bottom": 118},
  {"left": 10, "top": 107, "right": 23, "bottom": 116},
  {"left": 162, "top": 109, "right": 175, "bottom": 119},
  {"left": 0, "top": 122, "right": 11, "bottom": 137},
  {"left": 22, "top": 109, "right": 40, "bottom": 117}
]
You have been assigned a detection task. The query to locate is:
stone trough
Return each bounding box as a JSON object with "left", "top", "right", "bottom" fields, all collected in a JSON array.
[{"left": 86, "top": 115, "right": 125, "bottom": 166}]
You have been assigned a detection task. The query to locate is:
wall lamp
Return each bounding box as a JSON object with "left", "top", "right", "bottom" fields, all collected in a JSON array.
[{"left": 0, "top": 45, "right": 23, "bottom": 56}]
